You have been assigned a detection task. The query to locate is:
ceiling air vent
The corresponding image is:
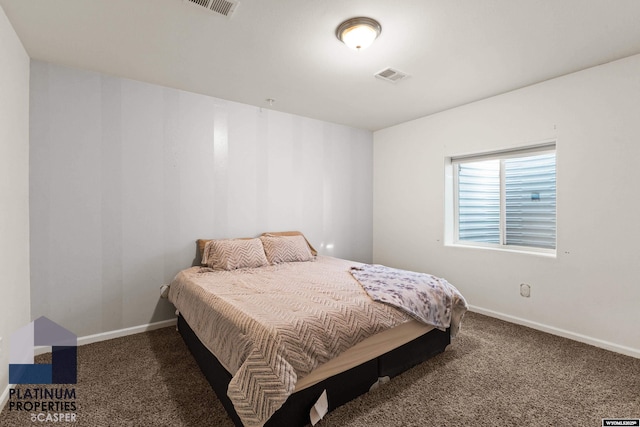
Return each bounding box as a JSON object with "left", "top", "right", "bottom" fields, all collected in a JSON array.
[
  {"left": 184, "top": 0, "right": 239, "bottom": 18},
  {"left": 375, "top": 67, "right": 409, "bottom": 83}
]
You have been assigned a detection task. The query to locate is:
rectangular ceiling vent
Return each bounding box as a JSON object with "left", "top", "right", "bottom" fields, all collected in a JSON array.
[
  {"left": 184, "top": 0, "right": 239, "bottom": 18},
  {"left": 375, "top": 68, "right": 409, "bottom": 83}
]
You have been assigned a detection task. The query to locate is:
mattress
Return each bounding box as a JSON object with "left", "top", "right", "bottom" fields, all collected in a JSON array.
[{"left": 295, "top": 319, "right": 433, "bottom": 391}]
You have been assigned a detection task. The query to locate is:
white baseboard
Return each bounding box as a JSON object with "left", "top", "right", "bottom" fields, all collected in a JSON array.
[
  {"left": 468, "top": 305, "right": 640, "bottom": 359},
  {"left": 34, "top": 318, "right": 177, "bottom": 356},
  {"left": 0, "top": 383, "right": 14, "bottom": 414}
]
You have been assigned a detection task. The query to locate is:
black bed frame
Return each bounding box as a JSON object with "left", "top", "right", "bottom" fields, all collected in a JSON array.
[{"left": 177, "top": 314, "right": 450, "bottom": 427}]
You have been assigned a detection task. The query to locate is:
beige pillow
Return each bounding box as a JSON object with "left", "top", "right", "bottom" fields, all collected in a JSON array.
[
  {"left": 260, "top": 231, "right": 317, "bottom": 256},
  {"left": 260, "top": 234, "right": 314, "bottom": 264},
  {"left": 202, "top": 238, "right": 269, "bottom": 270}
]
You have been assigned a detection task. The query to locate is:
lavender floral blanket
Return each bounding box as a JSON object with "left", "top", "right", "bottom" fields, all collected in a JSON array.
[{"left": 350, "top": 264, "right": 468, "bottom": 337}]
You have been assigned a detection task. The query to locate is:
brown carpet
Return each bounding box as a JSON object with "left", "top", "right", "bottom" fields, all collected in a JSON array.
[{"left": 1, "top": 312, "right": 638, "bottom": 426}]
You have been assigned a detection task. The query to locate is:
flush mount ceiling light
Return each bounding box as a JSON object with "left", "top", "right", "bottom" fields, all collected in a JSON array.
[{"left": 336, "top": 17, "right": 381, "bottom": 50}]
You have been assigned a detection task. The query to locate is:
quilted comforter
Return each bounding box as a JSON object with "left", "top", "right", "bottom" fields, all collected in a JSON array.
[{"left": 168, "top": 256, "right": 466, "bottom": 427}]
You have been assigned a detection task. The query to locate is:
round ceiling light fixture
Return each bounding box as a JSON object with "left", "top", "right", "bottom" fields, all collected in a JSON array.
[{"left": 336, "top": 17, "right": 381, "bottom": 51}]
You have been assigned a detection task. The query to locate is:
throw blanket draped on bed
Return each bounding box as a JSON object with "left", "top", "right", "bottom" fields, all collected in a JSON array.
[{"left": 351, "top": 264, "right": 468, "bottom": 337}]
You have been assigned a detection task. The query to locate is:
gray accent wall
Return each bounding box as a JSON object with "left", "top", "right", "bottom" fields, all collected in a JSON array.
[{"left": 29, "top": 61, "right": 373, "bottom": 337}]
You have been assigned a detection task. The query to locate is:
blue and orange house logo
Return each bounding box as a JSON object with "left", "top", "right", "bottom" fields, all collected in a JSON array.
[{"left": 9, "top": 316, "right": 77, "bottom": 384}]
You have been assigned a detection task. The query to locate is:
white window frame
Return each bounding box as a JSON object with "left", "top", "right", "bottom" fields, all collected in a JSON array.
[{"left": 446, "top": 142, "right": 557, "bottom": 256}]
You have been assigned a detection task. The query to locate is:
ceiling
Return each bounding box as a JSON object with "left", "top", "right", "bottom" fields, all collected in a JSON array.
[{"left": 3, "top": 0, "right": 640, "bottom": 131}]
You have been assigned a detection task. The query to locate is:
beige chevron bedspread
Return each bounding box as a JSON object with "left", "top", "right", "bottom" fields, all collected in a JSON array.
[{"left": 168, "top": 257, "right": 421, "bottom": 427}]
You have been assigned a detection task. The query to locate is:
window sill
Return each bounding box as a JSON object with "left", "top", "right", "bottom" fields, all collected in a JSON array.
[{"left": 445, "top": 242, "right": 557, "bottom": 258}]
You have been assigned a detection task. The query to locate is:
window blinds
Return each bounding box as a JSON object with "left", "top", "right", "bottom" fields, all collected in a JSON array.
[
  {"left": 504, "top": 153, "right": 556, "bottom": 249},
  {"left": 457, "top": 151, "right": 556, "bottom": 249}
]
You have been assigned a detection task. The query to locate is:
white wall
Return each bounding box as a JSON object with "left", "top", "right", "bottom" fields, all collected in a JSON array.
[
  {"left": 374, "top": 54, "right": 640, "bottom": 357},
  {"left": 29, "top": 61, "right": 373, "bottom": 337},
  {"left": 0, "top": 4, "right": 30, "bottom": 403}
]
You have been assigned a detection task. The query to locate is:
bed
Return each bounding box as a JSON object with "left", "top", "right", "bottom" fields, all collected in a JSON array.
[{"left": 168, "top": 232, "right": 467, "bottom": 427}]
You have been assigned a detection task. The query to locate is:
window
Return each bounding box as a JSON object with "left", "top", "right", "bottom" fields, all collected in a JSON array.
[{"left": 451, "top": 144, "right": 556, "bottom": 252}]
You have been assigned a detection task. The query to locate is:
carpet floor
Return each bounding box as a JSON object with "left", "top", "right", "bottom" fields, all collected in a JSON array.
[{"left": 1, "top": 312, "right": 638, "bottom": 426}]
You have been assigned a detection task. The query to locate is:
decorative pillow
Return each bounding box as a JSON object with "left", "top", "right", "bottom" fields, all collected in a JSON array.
[
  {"left": 260, "top": 231, "right": 318, "bottom": 256},
  {"left": 260, "top": 234, "right": 314, "bottom": 264},
  {"left": 202, "top": 238, "right": 269, "bottom": 270}
]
